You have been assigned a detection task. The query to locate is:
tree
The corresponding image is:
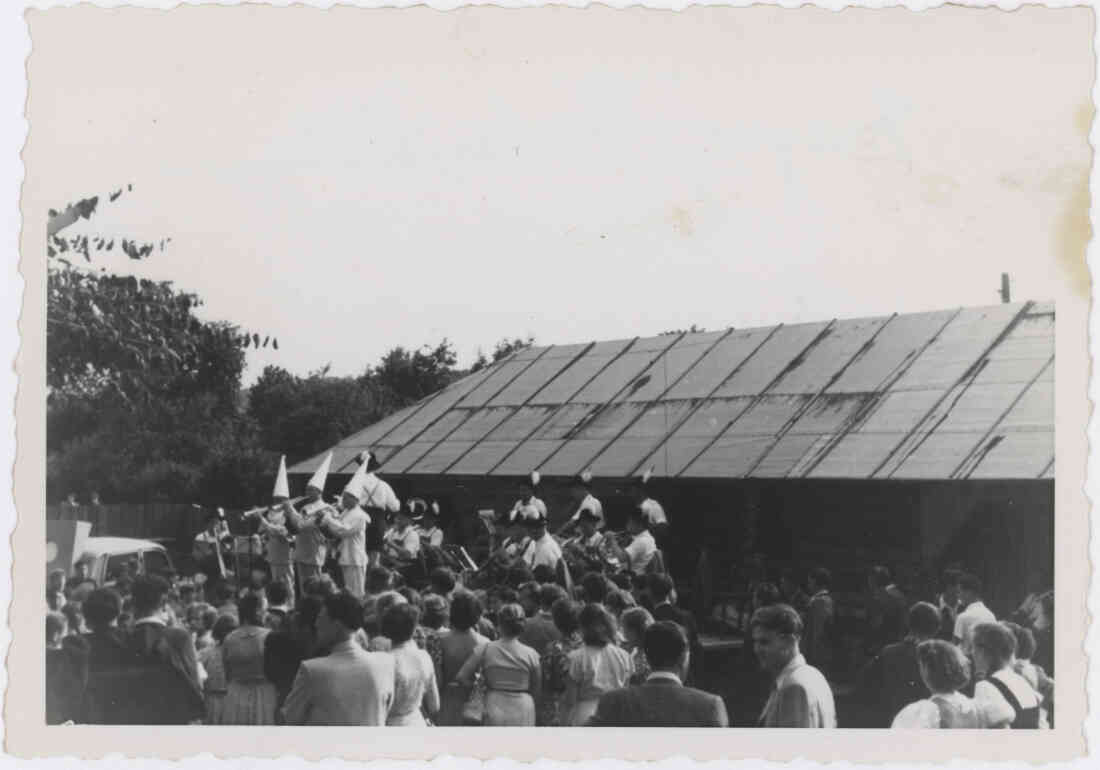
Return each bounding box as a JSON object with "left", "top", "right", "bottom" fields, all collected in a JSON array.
[
  {"left": 248, "top": 365, "right": 383, "bottom": 465},
  {"left": 471, "top": 335, "right": 535, "bottom": 372},
  {"left": 660, "top": 324, "right": 706, "bottom": 335},
  {"left": 46, "top": 186, "right": 274, "bottom": 404},
  {"left": 45, "top": 187, "right": 276, "bottom": 504},
  {"left": 367, "top": 339, "right": 459, "bottom": 410}
]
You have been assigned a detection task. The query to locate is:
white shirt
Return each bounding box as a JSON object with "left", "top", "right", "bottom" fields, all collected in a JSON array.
[
  {"left": 360, "top": 474, "right": 400, "bottom": 512},
  {"left": 568, "top": 494, "right": 605, "bottom": 528},
  {"left": 325, "top": 506, "right": 370, "bottom": 567},
  {"left": 510, "top": 496, "right": 547, "bottom": 521},
  {"left": 418, "top": 525, "right": 444, "bottom": 548},
  {"left": 384, "top": 525, "right": 421, "bottom": 558},
  {"left": 625, "top": 530, "right": 657, "bottom": 575},
  {"left": 639, "top": 498, "right": 667, "bottom": 527},
  {"left": 522, "top": 532, "right": 563, "bottom": 570},
  {"left": 954, "top": 600, "right": 996, "bottom": 655},
  {"left": 974, "top": 668, "right": 1041, "bottom": 728}
]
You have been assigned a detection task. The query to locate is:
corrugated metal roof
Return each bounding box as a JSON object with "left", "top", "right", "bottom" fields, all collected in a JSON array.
[{"left": 289, "top": 301, "right": 1055, "bottom": 482}]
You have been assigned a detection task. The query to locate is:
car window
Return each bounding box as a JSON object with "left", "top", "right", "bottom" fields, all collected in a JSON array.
[
  {"left": 106, "top": 552, "right": 139, "bottom": 581},
  {"left": 143, "top": 549, "right": 170, "bottom": 576}
]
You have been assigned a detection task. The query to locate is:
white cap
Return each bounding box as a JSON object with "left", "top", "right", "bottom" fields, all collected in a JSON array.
[
  {"left": 307, "top": 451, "right": 333, "bottom": 492},
  {"left": 273, "top": 455, "right": 289, "bottom": 499}
]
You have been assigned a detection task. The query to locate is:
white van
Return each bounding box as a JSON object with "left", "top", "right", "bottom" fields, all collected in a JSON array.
[{"left": 78, "top": 537, "right": 175, "bottom": 586}]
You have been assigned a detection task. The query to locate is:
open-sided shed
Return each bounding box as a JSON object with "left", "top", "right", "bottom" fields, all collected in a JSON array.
[{"left": 290, "top": 300, "right": 1054, "bottom": 616}]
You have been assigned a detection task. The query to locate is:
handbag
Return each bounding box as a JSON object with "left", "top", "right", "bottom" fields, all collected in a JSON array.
[{"left": 460, "top": 673, "right": 487, "bottom": 725}]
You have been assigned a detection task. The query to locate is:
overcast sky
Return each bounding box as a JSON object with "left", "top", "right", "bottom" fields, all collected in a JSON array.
[{"left": 30, "top": 5, "right": 1092, "bottom": 383}]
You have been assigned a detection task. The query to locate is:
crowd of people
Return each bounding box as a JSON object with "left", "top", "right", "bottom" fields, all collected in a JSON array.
[{"left": 45, "top": 450, "right": 1055, "bottom": 729}]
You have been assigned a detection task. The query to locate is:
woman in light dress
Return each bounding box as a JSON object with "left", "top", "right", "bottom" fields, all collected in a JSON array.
[
  {"left": 198, "top": 614, "right": 238, "bottom": 724},
  {"left": 564, "top": 603, "right": 634, "bottom": 726},
  {"left": 221, "top": 594, "right": 278, "bottom": 725},
  {"left": 383, "top": 603, "right": 440, "bottom": 726},
  {"left": 891, "top": 639, "right": 981, "bottom": 728},
  {"left": 457, "top": 603, "right": 541, "bottom": 726}
]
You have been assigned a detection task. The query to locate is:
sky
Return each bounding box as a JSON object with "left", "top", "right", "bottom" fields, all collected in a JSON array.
[{"left": 28, "top": 5, "right": 1093, "bottom": 383}]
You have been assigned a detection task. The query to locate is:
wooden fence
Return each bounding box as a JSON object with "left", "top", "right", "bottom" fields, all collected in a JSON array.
[{"left": 48, "top": 503, "right": 211, "bottom": 548}]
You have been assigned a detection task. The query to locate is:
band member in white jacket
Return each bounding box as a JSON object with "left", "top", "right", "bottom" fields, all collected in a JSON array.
[{"left": 322, "top": 463, "right": 372, "bottom": 598}]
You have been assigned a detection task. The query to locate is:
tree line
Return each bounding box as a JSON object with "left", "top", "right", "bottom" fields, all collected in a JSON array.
[{"left": 45, "top": 187, "right": 532, "bottom": 506}]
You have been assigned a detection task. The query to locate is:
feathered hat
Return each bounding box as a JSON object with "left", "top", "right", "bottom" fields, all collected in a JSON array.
[{"left": 357, "top": 449, "right": 382, "bottom": 472}]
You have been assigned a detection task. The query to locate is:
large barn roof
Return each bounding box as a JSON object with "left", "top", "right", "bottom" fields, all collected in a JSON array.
[{"left": 289, "top": 301, "right": 1054, "bottom": 482}]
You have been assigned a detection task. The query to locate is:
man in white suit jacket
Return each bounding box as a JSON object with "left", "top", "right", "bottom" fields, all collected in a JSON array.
[
  {"left": 282, "top": 593, "right": 395, "bottom": 726},
  {"left": 323, "top": 489, "right": 371, "bottom": 598}
]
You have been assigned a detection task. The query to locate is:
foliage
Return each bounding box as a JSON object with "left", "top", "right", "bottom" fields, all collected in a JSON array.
[
  {"left": 248, "top": 365, "right": 383, "bottom": 466},
  {"left": 471, "top": 335, "right": 535, "bottom": 372},
  {"left": 366, "top": 339, "right": 460, "bottom": 410},
  {"left": 660, "top": 324, "right": 706, "bottom": 335}
]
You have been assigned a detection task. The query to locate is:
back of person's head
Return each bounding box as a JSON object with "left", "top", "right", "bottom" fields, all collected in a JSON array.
[
  {"left": 581, "top": 573, "right": 609, "bottom": 604},
  {"left": 579, "top": 603, "right": 617, "bottom": 647},
  {"left": 620, "top": 606, "right": 654, "bottom": 643},
  {"left": 238, "top": 593, "right": 265, "bottom": 626},
  {"left": 294, "top": 595, "right": 324, "bottom": 634},
  {"left": 907, "top": 601, "right": 942, "bottom": 639},
  {"left": 753, "top": 581, "right": 783, "bottom": 608},
  {"left": 200, "top": 605, "right": 219, "bottom": 632},
  {"left": 212, "top": 613, "right": 239, "bottom": 643},
  {"left": 959, "top": 572, "right": 983, "bottom": 596},
  {"left": 869, "top": 565, "right": 892, "bottom": 589},
  {"left": 428, "top": 567, "right": 455, "bottom": 596},
  {"left": 449, "top": 591, "right": 483, "bottom": 632},
  {"left": 532, "top": 564, "right": 556, "bottom": 584},
  {"left": 916, "top": 639, "right": 970, "bottom": 693},
  {"left": 605, "top": 589, "right": 637, "bottom": 617},
  {"left": 368, "top": 566, "right": 394, "bottom": 594},
  {"left": 265, "top": 581, "right": 289, "bottom": 607},
  {"left": 131, "top": 574, "right": 170, "bottom": 618},
  {"left": 422, "top": 594, "right": 449, "bottom": 630},
  {"left": 497, "top": 602, "right": 526, "bottom": 637},
  {"left": 809, "top": 567, "right": 832, "bottom": 590},
  {"left": 381, "top": 602, "right": 421, "bottom": 644},
  {"left": 648, "top": 572, "right": 674, "bottom": 604},
  {"left": 610, "top": 572, "right": 634, "bottom": 590},
  {"left": 46, "top": 611, "right": 66, "bottom": 643},
  {"left": 537, "top": 583, "right": 568, "bottom": 612},
  {"left": 506, "top": 564, "right": 534, "bottom": 589},
  {"left": 972, "top": 622, "right": 1016, "bottom": 670},
  {"left": 750, "top": 603, "right": 804, "bottom": 638},
  {"left": 324, "top": 591, "right": 365, "bottom": 632},
  {"left": 496, "top": 587, "right": 519, "bottom": 606},
  {"left": 1003, "top": 621, "right": 1037, "bottom": 661},
  {"left": 501, "top": 602, "right": 530, "bottom": 638},
  {"left": 551, "top": 598, "right": 582, "bottom": 636},
  {"left": 398, "top": 586, "right": 422, "bottom": 610},
  {"left": 316, "top": 574, "right": 338, "bottom": 597},
  {"left": 374, "top": 590, "right": 408, "bottom": 620},
  {"left": 61, "top": 602, "right": 84, "bottom": 632},
  {"left": 82, "top": 588, "right": 122, "bottom": 630},
  {"left": 644, "top": 620, "right": 689, "bottom": 671},
  {"left": 215, "top": 583, "right": 236, "bottom": 604}
]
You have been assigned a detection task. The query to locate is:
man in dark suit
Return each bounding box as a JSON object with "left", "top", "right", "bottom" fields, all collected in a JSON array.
[
  {"left": 588, "top": 621, "right": 728, "bottom": 727},
  {"left": 857, "top": 601, "right": 940, "bottom": 727},
  {"left": 648, "top": 573, "right": 702, "bottom": 682},
  {"left": 120, "top": 575, "right": 205, "bottom": 724}
]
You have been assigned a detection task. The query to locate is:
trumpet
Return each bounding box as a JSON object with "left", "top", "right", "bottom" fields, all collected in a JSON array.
[{"left": 242, "top": 495, "right": 309, "bottom": 519}]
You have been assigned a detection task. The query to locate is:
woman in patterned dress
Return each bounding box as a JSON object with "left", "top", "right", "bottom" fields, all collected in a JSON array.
[{"left": 539, "top": 598, "right": 584, "bottom": 726}]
